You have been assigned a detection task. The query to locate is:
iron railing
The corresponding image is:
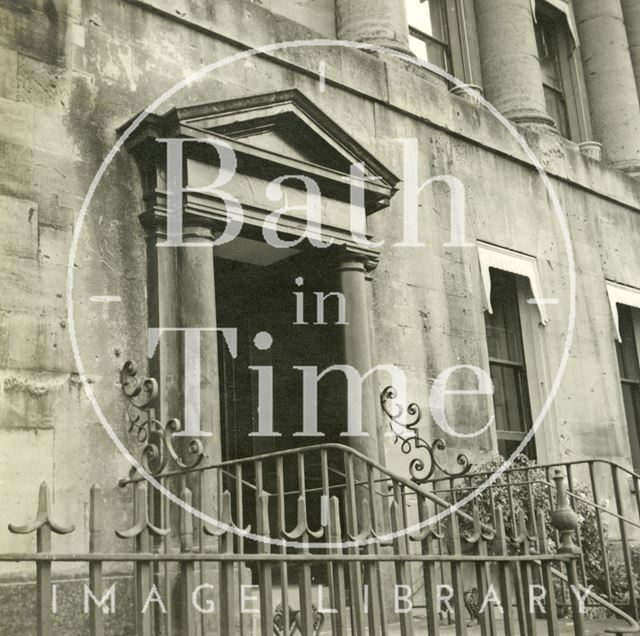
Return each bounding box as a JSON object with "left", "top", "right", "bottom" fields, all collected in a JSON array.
[
  {"left": 426, "top": 457, "right": 640, "bottom": 623},
  {"left": 4, "top": 442, "right": 590, "bottom": 636}
]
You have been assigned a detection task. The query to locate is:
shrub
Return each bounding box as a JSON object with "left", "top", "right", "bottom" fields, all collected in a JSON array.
[{"left": 450, "top": 454, "right": 640, "bottom": 611}]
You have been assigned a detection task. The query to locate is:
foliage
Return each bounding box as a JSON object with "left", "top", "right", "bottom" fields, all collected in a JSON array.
[{"left": 450, "top": 454, "right": 640, "bottom": 611}]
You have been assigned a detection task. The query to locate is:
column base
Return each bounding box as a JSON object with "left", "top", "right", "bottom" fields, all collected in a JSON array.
[
  {"left": 344, "top": 36, "right": 413, "bottom": 56},
  {"left": 578, "top": 141, "right": 603, "bottom": 162},
  {"left": 510, "top": 112, "right": 557, "bottom": 130},
  {"left": 449, "top": 84, "right": 483, "bottom": 104},
  {"left": 616, "top": 160, "right": 640, "bottom": 178}
]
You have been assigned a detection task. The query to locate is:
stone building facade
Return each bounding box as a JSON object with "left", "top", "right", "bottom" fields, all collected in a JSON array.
[{"left": 2, "top": 0, "right": 640, "bottom": 626}]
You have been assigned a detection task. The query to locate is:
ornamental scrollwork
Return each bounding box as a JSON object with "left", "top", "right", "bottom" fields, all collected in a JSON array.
[
  {"left": 380, "top": 385, "right": 471, "bottom": 484},
  {"left": 120, "top": 361, "right": 205, "bottom": 476}
]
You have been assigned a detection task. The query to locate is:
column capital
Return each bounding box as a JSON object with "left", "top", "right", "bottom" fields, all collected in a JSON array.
[
  {"left": 328, "top": 245, "right": 379, "bottom": 278},
  {"left": 139, "top": 208, "right": 220, "bottom": 244}
]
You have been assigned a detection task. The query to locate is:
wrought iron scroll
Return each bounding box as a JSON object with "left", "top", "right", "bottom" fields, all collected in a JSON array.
[
  {"left": 120, "top": 360, "right": 205, "bottom": 476},
  {"left": 380, "top": 385, "right": 471, "bottom": 484}
]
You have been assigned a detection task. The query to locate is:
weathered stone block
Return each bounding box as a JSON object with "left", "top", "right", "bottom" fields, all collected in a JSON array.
[
  {"left": 0, "top": 194, "right": 38, "bottom": 259},
  {"left": 0, "top": 47, "right": 17, "bottom": 100}
]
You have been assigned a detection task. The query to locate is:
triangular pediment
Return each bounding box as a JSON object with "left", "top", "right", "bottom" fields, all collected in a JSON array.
[
  {"left": 120, "top": 89, "right": 399, "bottom": 216},
  {"left": 172, "top": 89, "right": 399, "bottom": 189}
]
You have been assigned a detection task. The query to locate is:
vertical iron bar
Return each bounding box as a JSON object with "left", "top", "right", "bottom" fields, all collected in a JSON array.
[
  {"left": 588, "top": 462, "right": 612, "bottom": 604},
  {"left": 390, "top": 497, "right": 414, "bottom": 636},
  {"left": 329, "top": 496, "right": 349, "bottom": 634},
  {"left": 495, "top": 508, "right": 515, "bottom": 635},
  {"left": 136, "top": 484, "right": 153, "bottom": 636},
  {"left": 612, "top": 464, "right": 638, "bottom": 618},
  {"left": 219, "top": 492, "right": 235, "bottom": 634},
  {"left": 565, "top": 559, "right": 586, "bottom": 636},
  {"left": 276, "top": 456, "right": 291, "bottom": 636},
  {"left": 297, "top": 455, "right": 314, "bottom": 636},
  {"left": 180, "top": 488, "right": 196, "bottom": 636},
  {"left": 36, "top": 522, "right": 52, "bottom": 636},
  {"left": 345, "top": 453, "right": 366, "bottom": 635},
  {"left": 256, "top": 493, "right": 273, "bottom": 636},
  {"left": 235, "top": 464, "right": 245, "bottom": 636},
  {"left": 536, "top": 509, "right": 559, "bottom": 636},
  {"left": 417, "top": 497, "right": 440, "bottom": 636},
  {"left": 448, "top": 511, "right": 467, "bottom": 636},
  {"left": 89, "top": 485, "right": 104, "bottom": 636},
  {"left": 367, "top": 463, "right": 388, "bottom": 636}
]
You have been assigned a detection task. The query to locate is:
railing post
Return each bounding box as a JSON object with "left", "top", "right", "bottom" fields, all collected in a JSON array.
[
  {"left": 360, "top": 499, "right": 383, "bottom": 635},
  {"left": 116, "top": 481, "right": 169, "bottom": 636},
  {"left": 535, "top": 509, "right": 559, "bottom": 636},
  {"left": 494, "top": 508, "right": 516, "bottom": 634},
  {"left": 328, "top": 496, "right": 349, "bottom": 634},
  {"left": 179, "top": 487, "right": 195, "bottom": 636},
  {"left": 550, "top": 469, "right": 580, "bottom": 556},
  {"left": 256, "top": 493, "right": 273, "bottom": 636},
  {"left": 416, "top": 498, "right": 440, "bottom": 636},
  {"left": 296, "top": 457, "right": 314, "bottom": 636},
  {"left": 135, "top": 484, "right": 153, "bottom": 636},
  {"left": 513, "top": 508, "right": 536, "bottom": 636},
  {"left": 588, "top": 462, "right": 613, "bottom": 605},
  {"left": 446, "top": 510, "right": 467, "bottom": 636},
  {"left": 390, "top": 497, "right": 414, "bottom": 636},
  {"left": 345, "top": 454, "right": 366, "bottom": 635},
  {"left": 550, "top": 469, "right": 585, "bottom": 636},
  {"left": 275, "top": 456, "right": 291, "bottom": 636},
  {"left": 8, "top": 481, "right": 75, "bottom": 636},
  {"left": 463, "top": 504, "right": 494, "bottom": 636},
  {"left": 219, "top": 492, "right": 236, "bottom": 633},
  {"left": 89, "top": 485, "right": 104, "bottom": 636},
  {"left": 611, "top": 464, "right": 638, "bottom": 619}
]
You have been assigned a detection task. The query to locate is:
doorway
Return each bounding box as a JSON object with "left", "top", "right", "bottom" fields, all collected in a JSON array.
[{"left": 215, "top": 254, "right": 347, "bottom": 459}]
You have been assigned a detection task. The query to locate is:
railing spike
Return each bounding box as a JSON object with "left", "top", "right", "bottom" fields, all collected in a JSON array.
[
  {"left": 409, "top": 498, "right": 444, "bottom": 542},
  {"left": 348, "top": 498, "right": 374, "bottom": 542},
  {"left": 282, "top": 495, "right": 323, "bottom": 541},
  {"left": 9, "top": 480, "right": 75, "bottom": 536},
  {"left": 204, "top": 490, "right": 251, "bottom": 537},
  {"left": 116, "top": 481, "right": 169, "bottom": 539}
]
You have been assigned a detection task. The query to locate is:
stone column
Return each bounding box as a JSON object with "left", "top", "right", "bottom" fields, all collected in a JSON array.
[
  {"left": 575, "top": 0, "right": 640, "bottom": 175},
  {"left": 622, "top": 0, "right": 640, "bottom": 98},
  {"left": 335, "top": 253, "right": 381, "bottom": 463},
  {"left": 176, "top": 225, "right": 221, "bottom": 634},
  {"left": 177, "top": 225, "right": 221, "bottom": 455},
  {"left": 475, "top": 0, "right": 554, "bottom": 126},
  {"left": 335, "top": 0, "right": 411, "bottom": 53}
]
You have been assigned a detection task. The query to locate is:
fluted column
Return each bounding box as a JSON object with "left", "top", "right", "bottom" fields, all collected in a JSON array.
[
  {"left": 575, "top": 0, "right": 640, "bottom": 175},
  {"left": 475, "top": 0, "right": 553, "bottom": 126},
  {"left": 335, "top": 0, "right": 411, "bottom": 53},
  {"left": 622, "top": 0, "right": 640, "bottom": 98},
  {"left": 335, "top": 253, "right": 381, "bottom": 463}
]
